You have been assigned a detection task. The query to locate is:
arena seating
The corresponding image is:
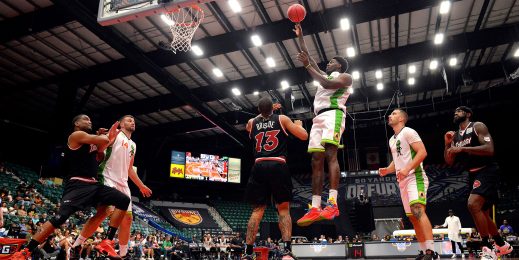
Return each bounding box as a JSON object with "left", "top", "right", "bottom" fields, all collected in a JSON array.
[{"left": 212, "top": 200, "right": 279, "bottom": 231}]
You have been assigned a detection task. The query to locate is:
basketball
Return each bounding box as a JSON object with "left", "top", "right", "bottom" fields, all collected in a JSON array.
[{"left": 287, "top": 4, "right": 306, "bottom": 23}]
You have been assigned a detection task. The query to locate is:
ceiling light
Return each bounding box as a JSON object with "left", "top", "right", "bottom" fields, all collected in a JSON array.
[
  {"left": 251, "top": 34, "right": 262, "bottom": 47},
  {"left": 253, "top": 91, "right": 259, "bottom": 95},
  {"left": 232, "top": 87, "right": 241, "bottom": 96},
  {"left": 160, "top": 14, "right": 175, "bottom": 26},
  {"left": 266, "top": 57, "right": 276, "bottom": 67},
  {"left": 429, "top": 60, "right": 438, "bottom": 70},
  {"left": 439, "top": 1, "right": 451, "bottom": 14},
  {"left": 352, "top": 71, "right": 360, "bottom": 80},
  {"left": 281, "top": 80, "right": 289, "bottom": 90},
  {"left": 191, "top": 45, "right": 203, "bottom": 56},
  {"left": 514, "top": 48, "right": 519, "bottom": 57},
  {"left": 228, "top": 0, "right": 242, "bottom": 13},
  {"left": 375, "top": 70, "right": 382, "bottom": 79},
  {"left": 313, "top": 80, "right": 320, "bottom": 86},
  {"left": 213, "top": 68, "right": 223, "bottom": 77},
  {"left": 434, "top": 33, "right": 444, "bottom": 45},
  {"left": 408, "top": 77, "right": 415, "bottom": 86},
  {"left": 340, "top": 18, "right": 350, "bottom": 31},
  {"left": 376, "top": 82, "right": 383, "bottom": 90},
  {"left": 346, "top": 47, "right": 356, "bottom": 57},
  {"left": 408, "top": 65, "right": 416, "bottom": 74},
  {"left": 449, "top": 57, "right": 458, "bottom": 66},
  {"left": 349, "top": 87, "right": 354, "bottom": 94}
]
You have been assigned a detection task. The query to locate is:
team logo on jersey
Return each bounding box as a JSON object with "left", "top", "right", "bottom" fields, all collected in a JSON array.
[
  {"left": 473, "top": 180, "right": 481, "bottom": 189},
  {"left": 396, "top": 140, "right": 402, "bottom": 156},
  {"left": 170, "top": 209, "right": 202, "bottom": 225},
  {"left": 466, "top": 127, "right": 473, "bottom": 134},
  {"left": 130, "top": 145, "right": 135, "bottom": 157}
]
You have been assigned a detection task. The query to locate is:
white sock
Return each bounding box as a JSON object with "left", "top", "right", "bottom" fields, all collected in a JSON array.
[
  {"left": 419, "top": 242, "right": 426, "bottom": 252},
  {"left": 73, "top": 235, "right": 87, "bottom": 247},
  {"left": 311, "top": 195, "right": 321, "bottom": 208},
  {"left": 119, "top": 244, "right": 128, "bottom": 256},
  {"left": 328, "top": 189, "right": 338, "bottom": 203},
  {"left": 426, "top": 240, "right": 435, "bottom": 251}
]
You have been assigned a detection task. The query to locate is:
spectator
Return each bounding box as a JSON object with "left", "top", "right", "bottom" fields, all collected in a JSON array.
[
  {"left": 0, "top": 202, "right": 7, "bottom": 215},
  {"left": 499, "top": 220, "right": 514, "bottom": 236},
  {"left": 9, "top": 204, "right": 18, "bottom": 215},
  {"left": 39, "top": 212, "right": 48, "bottom": 224},
  {"left": 17, "top": 204, "right": 27, "bottom": 217},
  {"left": 334, "top": 235, "right": 344, "bottom": 243},
  {"left": 162, "top": 235, "right": 174, "bottom": 258},
  {"left": 27, "top": 204, "right": 37, "bottom": 215},
  {"left": 38, "top": 235, "right": 61, "bottom": 259}
]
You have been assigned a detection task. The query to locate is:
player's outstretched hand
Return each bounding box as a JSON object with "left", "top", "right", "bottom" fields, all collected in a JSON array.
[
  {"left": 297, "top": 51, "right": 310, "bottom": 66},
  {"left": 293, "top": 23, "right": 302, "bottom": 37},
  {"left": 108, "top": 121, "right": 120, "bottom": 142},
  {"left": 444, "top": 131, "right": 455, "bottom": 146}
]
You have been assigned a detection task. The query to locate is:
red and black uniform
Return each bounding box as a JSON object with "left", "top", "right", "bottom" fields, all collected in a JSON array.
[{"left": 245, "top": 114, "right": 292, "bottom": 205}]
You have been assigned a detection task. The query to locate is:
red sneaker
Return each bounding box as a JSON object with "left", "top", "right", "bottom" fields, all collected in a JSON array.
[
  {"left": 11, "top": 248, "right": 31, "bottom": 260},
  {"left": 95, "top": 239, "right": 121, "bottom": 259},
  {"left": 296, "top": 207, "right": 323, "bottom": 227},
  {"left": 320, "top": 199, "right": 339, "bottom": 220},
  {"left": 494, "top": 241, "right": 513, "bottom": 256}
]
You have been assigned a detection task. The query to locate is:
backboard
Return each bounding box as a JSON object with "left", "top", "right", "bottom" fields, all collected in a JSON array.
[{"left": 97, "top": 0, "right": 210, "bottom": 26}]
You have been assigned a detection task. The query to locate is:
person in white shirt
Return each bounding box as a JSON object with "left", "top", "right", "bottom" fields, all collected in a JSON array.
[
  {"left": 379, "top": 109, "right": 437, "bottom": 260},
  {"left": 435, "top": 209, "right": 465, "bottom": 258}
]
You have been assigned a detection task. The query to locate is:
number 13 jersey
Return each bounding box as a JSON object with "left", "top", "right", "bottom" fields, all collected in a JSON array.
[{"left": 250, "top": 114, "right": 289, "bottom": 159}]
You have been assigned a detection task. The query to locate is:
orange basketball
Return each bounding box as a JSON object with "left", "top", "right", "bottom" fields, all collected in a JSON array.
[{"left": 287, "top": 4, "right": 306, "bottom": 23}]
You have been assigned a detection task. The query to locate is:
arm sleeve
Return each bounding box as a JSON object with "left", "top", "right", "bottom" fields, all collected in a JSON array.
[{"left": 405, "top": 128, "right": 422, "bottom": 144}]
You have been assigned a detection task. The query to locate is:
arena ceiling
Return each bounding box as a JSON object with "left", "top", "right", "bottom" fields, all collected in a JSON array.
[{"left": 0, "top": 0, "right": 518, "bottom": 147}]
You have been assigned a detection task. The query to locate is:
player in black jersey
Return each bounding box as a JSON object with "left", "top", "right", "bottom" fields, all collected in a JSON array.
[
  {"left": 241, "top": 97, "right": 308, "bottom": 260},
  {"left": 444, "top": 106, "right": 513, "bottom": 258},
  {"left": 13, "top": 115, "right": 131, "bottom": 260}
]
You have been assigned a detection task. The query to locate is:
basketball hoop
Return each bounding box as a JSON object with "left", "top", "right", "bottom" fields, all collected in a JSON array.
[{"left": 163, "top": 5, "right": 204, "bottom": 53}]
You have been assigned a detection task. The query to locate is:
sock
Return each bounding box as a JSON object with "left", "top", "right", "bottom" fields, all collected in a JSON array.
[
  {"left": 284, "top": 241, "right": 292, "bottom": 251},
  {"left": 482, "top": 236, "right": 491, "bottom": 248},
  {"left": 311, "top": 195, "right": 321, "bottom": 208},
  {"left": 245, "top": 244, "right": 254, "bottom": 255},
  {"left": 492, "top": 234, "right": 505, "bottom": 247},
  {"left": 425, "top": 240, "right": 435, "bottom": 251},
  {"left": 119, "top": 244, "right": 128, "bottom": 256},
  {"left": 419, "top": 242, "right": 426, "bottom": 252},
  {"left": 328, "top": 189, "right": 338, "bottom": 203},
  {"left": 73, "top": 235, "right": 87, "bottom": 247},
  {"left": 27, "top": 239, "right": 40, "bottom": 252},
  {"left": 106, "top": 226, "right": 117, "bottom": 240}
]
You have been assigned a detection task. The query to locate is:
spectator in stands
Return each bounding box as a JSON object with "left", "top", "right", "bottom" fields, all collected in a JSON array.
[
  {"left": 466, "top": 229, "right": 481, "bottom": 257},
  {"left": 0, "top": 202, "right": 6, "bottom": 222},
  {"left": 162, "top": 235, "right": 174, "bottom": 258},
  {"left": 335, "top": 235, "right": 344, "bottom": 243},
  {"left": 144, "top": 235, "right": 155, "bottom": 259},
  {"left": 372, "top": 234, "right": 380, "bottom": 241},
  {"left": 38, "top": 234, "right": 61, "bottom": 259},
  {"left": 39, "top": 212, "right": 48, "bottom": 224},
  {"left": 500, "top": 220, "right": 514, "bottom": 236},
  {"left": 9, "top": 204, "right": 18, "bottom": 215},
  {"left": 230, "top": 232, "right": 244, "bottom": 257},
  {"left": 27, "top": 203, "right": 37, "bottom": 214}
]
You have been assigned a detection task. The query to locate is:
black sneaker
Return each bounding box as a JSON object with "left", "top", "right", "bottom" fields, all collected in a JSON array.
[
  {"left": 423, "top": 249, "right": 440, "bottom": 260},
  {"left": 415, "top": 250, "right": 425, "bottom": 260},
  {"left": 241, "top": 253, "right": 255, "bottom": 260},
  {"left": 281, "top": 249, "right": 299, "bottom": 260}
]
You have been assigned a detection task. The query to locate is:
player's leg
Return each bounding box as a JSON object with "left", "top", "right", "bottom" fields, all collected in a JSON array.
[
  {"left": 272, "top": 163, "right": 296, "bottom": 259},
  {"left": 118, "top": 185, "right": 133, "bottom": 257},
  {"left": 467, "top": 194, "right": 490, "bottom": 246},
  {"left": 244, "top": 163, "right": 268, "bottom": 258},
  {"left": 73, "top": 205, "right": 112, "bottom": 247}
]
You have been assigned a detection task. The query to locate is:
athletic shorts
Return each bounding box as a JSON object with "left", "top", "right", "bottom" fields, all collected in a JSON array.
[
  {"left": 399, "top": 171, "right": 429, "bottom": 215},
  {"left": 103, "top": 178, "right": 132, "bottom": 212},
  {"left": 469, "top": 163, "right": 499, "bottom": 210},
  {"left": 59, "top": 179, "right": 130, "bottom": 217},
  {"left": 245, "top": 160, "right": 292, "bottom": 206},
  {"left": 308, "top": 109, "right": 345, "bottom": 153}
]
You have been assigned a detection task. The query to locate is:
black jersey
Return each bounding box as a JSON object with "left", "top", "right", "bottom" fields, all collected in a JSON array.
[
  {"left": 62, "top": 141, "right": 99, "bottom": 179},
  {"left": 249, "top": 114, "right": 289, "bottom": 159},
  {"left": 452, "top": 121, "right": 494, "bottom": 169}
]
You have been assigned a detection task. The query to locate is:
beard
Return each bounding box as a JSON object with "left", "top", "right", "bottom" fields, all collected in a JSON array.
[{"left": 453, "top": 115, "right": 466, "bottom": 124}]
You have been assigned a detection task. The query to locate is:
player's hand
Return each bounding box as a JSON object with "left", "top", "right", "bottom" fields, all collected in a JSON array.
[
  {"left": 96, "top": 128, "right": 108, "bottom": 135},
  {"left": 293, "top": 23, "right": 302, "bottom": 37},
  {"left": 378, "top": 167, "right": 389, "bottom": 177},
  {"left": 444, "top": 131, "right": 455, "bottom": 146},
  {"left": 447, "top": 146, "right": 463, "bottom": 156},
  {"left": 294, "top": 120, "right": 303, "bottom": 127},
  {"left": 396, "top": 167, "right": 410, "bottom": 182},
  {"left": 297, "top": 51, "right": 310, "bottom": 67},
  {"left": 108, "top": 121, "right": 120, "bottom": 142},
  {"left": 273, "top": 103, "right": 282, "bottom": 111},
  {"left": 139, "top": 185, "right": 152, "bottom": 197}
]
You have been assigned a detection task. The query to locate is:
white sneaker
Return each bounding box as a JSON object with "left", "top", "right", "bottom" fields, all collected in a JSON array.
[
  {"left": 451, "top": 253, "right": 457, "bottom": 258},
  {"left": 461, "top": 254, "right": 465, "bottom": 258},
  {"left": 479, "top": 246, "right": 497, "bottom": 260}
]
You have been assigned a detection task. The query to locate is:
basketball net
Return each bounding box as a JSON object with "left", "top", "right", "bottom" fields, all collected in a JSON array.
[{"left": 164, "top": 5, "right": 204, "bottom": 53}]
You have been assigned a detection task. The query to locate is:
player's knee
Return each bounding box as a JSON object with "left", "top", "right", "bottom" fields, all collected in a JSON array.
[
  {"left": 467, "top": 200, "right": 481, "bottom": 213},
  {"left": 276, "top": 202, "right": 290, "bottom": 214},
  {"left": 311, "top": 153, "right": 325, "bottom": 163},
  {"left": 410, "top": 204, "right": 424, "bottom": 219}
]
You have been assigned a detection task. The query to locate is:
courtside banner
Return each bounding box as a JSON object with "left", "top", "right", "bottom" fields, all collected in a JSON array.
[
  {"left": 159, "top": 207, "right": 219, "bottom": 229},
  {"left": 0, "top": 238, "right": 26, "bottom": 259}
]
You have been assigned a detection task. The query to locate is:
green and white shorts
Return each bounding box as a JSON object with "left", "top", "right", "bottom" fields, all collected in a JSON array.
[
  {"left": 307, "top": 109, "right": 345, "bottom": 153},
  {"left": 399, "top": 171, "right": 429, "bottom": 216}
]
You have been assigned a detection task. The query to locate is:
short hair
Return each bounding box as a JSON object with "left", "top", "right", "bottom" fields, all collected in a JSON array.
[
  {"left": 258, "top": 97, "right": 273, "bottom": 115},
  {"left": 332, "top": 56, "right": 349, "bottom": 73},
  {"left": 71, "top": 114, "right": 87, "bottom": 127},
  {"left": 394, "top": 108, "right": 408, "bottom": 123},
  {"left": 119, "top": 115, "right": 134, "bottom": 122},
  {"left": 456, "top": 106, "right": 473, "bottom": 117}
]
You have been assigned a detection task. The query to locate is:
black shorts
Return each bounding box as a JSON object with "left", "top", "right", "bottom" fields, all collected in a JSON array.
[
  {"left": 469, "top": 163, "right": 499, "bottom": 210},
  {"left": 245, "top": 160, "right": 292, "bottom": 206},
  {"left": 59, "top": 179, "right": 130, "bottom": 216}
]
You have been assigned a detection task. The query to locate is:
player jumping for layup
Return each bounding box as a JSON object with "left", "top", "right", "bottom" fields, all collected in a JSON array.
[{"left": 293, "top": 23, "right": 352, "bottom": 226}]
